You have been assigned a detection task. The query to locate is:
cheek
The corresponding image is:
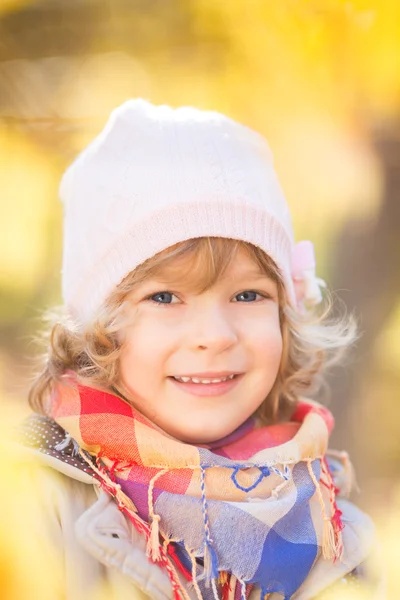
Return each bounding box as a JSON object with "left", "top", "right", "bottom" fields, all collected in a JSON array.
[
  {"left": 250, "top": 319, "right": 283, "bottom": 371},
  {"left": 119, "top": 319, "right": 173, "bottom": 383},
  {"left": 250, "top": 313, "right": 282, "bottom": 347}
]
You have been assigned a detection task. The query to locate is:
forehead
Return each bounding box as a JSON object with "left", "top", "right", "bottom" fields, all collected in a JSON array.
[
  {"left": 120, "top": 238, "right": 285, "bottom": 302},
  {"left": 149, "top": 245, "right": 274, "bottom": 292}
]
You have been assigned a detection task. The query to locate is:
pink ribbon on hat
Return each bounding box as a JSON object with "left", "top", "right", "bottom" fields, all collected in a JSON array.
[{"left": 291, "top": 241, "right": 326, "bottom": 307}]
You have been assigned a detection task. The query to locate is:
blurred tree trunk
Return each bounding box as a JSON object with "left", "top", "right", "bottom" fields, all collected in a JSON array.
[{"left": 328, "top": 123, "right": 400, "bottom": 485}]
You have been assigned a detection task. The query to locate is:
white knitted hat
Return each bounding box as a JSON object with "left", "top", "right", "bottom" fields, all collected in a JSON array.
[{"left": 60, "top": 99, "right": 300, "bottom": 327}]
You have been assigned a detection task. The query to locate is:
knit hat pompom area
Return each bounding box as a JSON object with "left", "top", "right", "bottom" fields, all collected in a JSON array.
[{"left": 60, "top": 98, "right": 322, "bottom": 327}]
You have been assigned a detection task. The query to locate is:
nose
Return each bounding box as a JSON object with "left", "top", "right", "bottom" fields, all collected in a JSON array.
[{"left": 187, "top": 304, "right": 238, "bottom": 354}]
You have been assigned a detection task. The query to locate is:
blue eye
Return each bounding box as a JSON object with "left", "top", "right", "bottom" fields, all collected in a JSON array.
[
  {"left": 234, "top": 291, "right": 259, "bottom": 302},
  {"left": 151, "top": 292, "right": 174, "bottom": 304}
]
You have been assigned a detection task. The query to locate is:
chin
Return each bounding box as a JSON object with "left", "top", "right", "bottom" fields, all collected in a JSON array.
[{"left": 174, "top": 421, "right": 237, "bottom": 445}]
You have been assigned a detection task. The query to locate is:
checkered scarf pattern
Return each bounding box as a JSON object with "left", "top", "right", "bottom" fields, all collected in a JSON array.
[{"left": 50, "top": 379, "right": 346, "bottom": 600}]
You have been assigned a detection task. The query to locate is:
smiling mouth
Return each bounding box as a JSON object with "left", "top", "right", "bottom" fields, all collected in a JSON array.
[{"left": 170, "top": 374, "right": 239, "bottom": 384}]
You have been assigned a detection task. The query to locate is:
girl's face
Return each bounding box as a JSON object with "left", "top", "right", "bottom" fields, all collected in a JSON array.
[{"left": 118, "top": 247, "right": 283, "bottom": 444}]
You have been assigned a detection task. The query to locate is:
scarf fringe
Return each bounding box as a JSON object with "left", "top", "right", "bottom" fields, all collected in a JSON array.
[
  {"left": 78, "top": 450, "right": 346, "bottom": 598},
  {"left": 148, "top": 514, "right": 162, "bottom": 561},
  {"left": 211, "top": 577, "right": 220, "bottom": 600},
  {"left": 147, "top": 469, "right": 169, "bottom": 562},
  {"left": 204, "top": 543, "right": 219, "bottom": 584},
  {"left": 166, "top": 542, "right": 193, "bottom": 582},
  {"left": 200, "top": 466, "right": 220, "bottom": 584},
  {"left": 306, "top": 459, "right": 344, "bottom": 561},
  {"left": 220, "top": 572, "right": 231, "bottom": 600},
  {"left": 81, "top": 450, "right": 346, "bottom": 598},
  {"left": 78, "top": 450, "right": 190, "bottom": 600},
  {"left": 187, "top": 548, "right": 204, "bottom": 600},
  {"left": 321, "top": 458, "right": 345, "bottom": 560},
  {"left": 326, "top": 449, "right": 358, "bottom": 496}
]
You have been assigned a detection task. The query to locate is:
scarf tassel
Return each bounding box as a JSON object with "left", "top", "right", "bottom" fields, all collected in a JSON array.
[
  {"left": 78, "top": 450, "right": 189, "bottom": 600},
  {"left": 147, "top": 514, "right": 162, "bottom": 562},
  {"left": 320, "top": 457, "right": 345, "bottom": 561},
  {"left": 146, "top": 468, "right": 170, "bottom": 562},
  {"left": 220, "top": 572, "right": 231, "bottom": 600},
  {"left": 322, "top": 517, "right": 337, "bottom": 560},
  {"left": 204, "top": 541, "right": 219, "bottom": 584},
  {"left": 307, "top": 459, "right": 343, "bottom": 562}
]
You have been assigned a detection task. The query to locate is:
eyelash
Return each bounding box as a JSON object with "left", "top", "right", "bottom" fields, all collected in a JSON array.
[{"left": 145, "top": 290, "right": 271, "bottom": 305}]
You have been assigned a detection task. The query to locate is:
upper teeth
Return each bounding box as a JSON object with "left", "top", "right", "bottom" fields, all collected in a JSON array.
[{"left": 173, "top": 375, "right": 236, "bottom": 384}]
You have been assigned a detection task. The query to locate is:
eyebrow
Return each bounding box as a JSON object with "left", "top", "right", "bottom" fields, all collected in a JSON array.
[
  {"left": 132, "top": 270, "right": 277, "bottom": 295},
  {"left": 228, "top": 271, "right": 276, "bottom": 282}
]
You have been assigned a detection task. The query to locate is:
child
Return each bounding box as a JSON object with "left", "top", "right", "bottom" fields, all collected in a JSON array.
[{"left": 20, "top": 99, "right": 375, "bottom": 600}]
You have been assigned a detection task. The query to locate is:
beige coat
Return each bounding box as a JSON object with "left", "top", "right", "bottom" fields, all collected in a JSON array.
[{"left": 18, "top": 445, "right": 377, "bottom": 600}]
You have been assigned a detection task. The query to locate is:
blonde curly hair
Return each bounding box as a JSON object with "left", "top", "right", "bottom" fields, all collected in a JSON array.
[{"left": 29, "top": 237, "right": 356, "bottom": 424}]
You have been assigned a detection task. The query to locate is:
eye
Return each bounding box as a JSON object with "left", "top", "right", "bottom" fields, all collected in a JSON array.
[
  {"left": 148, "top": 292, "right": 178, "bottom": 304},
  {"left": 233, "top": 290, "right": 263, "bottom": 302}
]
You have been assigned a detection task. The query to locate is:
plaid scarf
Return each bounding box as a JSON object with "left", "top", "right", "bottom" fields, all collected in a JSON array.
[{"left": 50, "top": 379, "right": 350, "bottom": 600}]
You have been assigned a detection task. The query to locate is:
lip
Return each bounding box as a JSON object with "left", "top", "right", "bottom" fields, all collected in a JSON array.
[
  {"left": 168, "top": 373, "right": 244, "bottom": 397},
  {"left": 171, "top": 371, "right": 240, "bottom": 378}
]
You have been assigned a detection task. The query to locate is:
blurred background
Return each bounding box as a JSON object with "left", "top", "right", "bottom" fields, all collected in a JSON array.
[{"left": 0, "top": 0, "right": 399, "bottom": 594}]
